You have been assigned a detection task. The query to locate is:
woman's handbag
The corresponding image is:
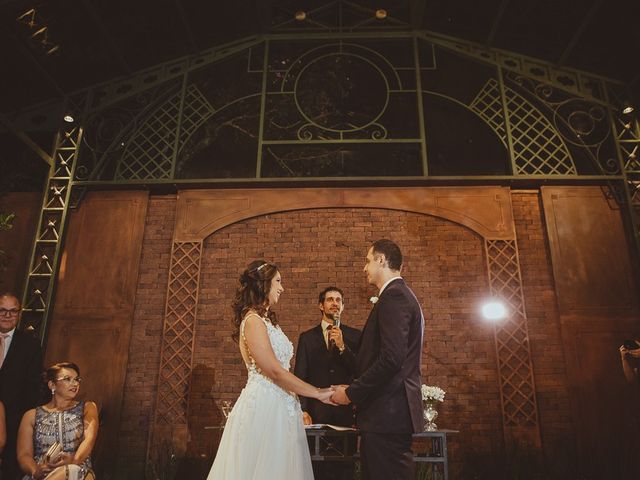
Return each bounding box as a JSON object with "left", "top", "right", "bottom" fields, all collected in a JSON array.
[{"left": 44, "top": 441, "right": 62, "bottom": 463}]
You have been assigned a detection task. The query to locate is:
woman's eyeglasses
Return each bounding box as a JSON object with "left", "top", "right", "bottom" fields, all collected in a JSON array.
[{"left": 56, "top": 376, "right": 82, "bottom": 385}]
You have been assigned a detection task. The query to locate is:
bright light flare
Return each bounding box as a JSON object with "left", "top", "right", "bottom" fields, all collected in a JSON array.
[{"left": 482, "top": 301, "right": 507, "bottom": 321}]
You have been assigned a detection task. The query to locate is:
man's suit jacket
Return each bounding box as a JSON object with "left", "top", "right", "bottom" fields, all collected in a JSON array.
[
  {"left": 294, "top": 323, "right": 361, "bottom": 426},
  {"left": 346, "top": 278, "right": 424, "bottom": 434},
  {"left": 0, "top": 329, "right": 43, "bottom": 438}
]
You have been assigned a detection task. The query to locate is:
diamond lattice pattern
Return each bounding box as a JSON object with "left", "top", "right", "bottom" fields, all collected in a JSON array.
[
  {"left": 470, "top": 78, "right": 577, "bottom": 175},
  {"left": 486, "top": 239, "right": 538, "bottom": 427},
  {"left": 156, "top": 242, "right": 202, "bottom": 425}
]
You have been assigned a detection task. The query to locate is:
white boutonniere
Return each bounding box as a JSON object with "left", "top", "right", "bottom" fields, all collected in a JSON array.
[{"left": 369, "top": 296, "right": 379, "bottom": 304}]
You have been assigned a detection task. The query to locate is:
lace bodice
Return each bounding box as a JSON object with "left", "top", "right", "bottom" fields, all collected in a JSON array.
[
  {"left": 239, "top": 315, "right": 299, "bottom": 417},
  {"left": 241, "top": 315, "right": 294, "bottom": 372}
]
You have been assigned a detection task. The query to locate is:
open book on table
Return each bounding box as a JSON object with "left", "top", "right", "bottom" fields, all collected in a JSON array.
[{"left": 304, "top": 424, "right": 356, "bottom": 431}]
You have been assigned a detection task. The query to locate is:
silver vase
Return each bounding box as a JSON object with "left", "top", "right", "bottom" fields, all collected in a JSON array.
[{"left": 423, "top": 401, "right": 438, "bottom": 431}]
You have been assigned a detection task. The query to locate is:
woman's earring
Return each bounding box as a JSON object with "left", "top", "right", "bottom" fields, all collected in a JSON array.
[{"left": 51, "top": 388, "right": 55, "bottom": 395}]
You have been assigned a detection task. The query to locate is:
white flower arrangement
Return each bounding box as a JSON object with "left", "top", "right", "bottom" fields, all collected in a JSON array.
[
  {"left": 421, "top": 385, "right": 445, "bottom": 403},
  {"left": 369, "top": 296, "right": 379, "bottom": 304}
]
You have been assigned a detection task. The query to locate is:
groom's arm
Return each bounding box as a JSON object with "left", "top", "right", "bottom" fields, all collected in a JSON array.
[{"left": 345, "top": 290, "right": 411, "bottom": 404}]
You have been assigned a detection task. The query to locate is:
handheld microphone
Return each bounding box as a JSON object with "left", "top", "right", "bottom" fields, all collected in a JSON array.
[{"left": 329, "top": 313, "right": 340, "bottom": 350}]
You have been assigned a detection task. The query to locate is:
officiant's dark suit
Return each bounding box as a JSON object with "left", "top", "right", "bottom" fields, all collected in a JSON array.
[
  {"left": 294, "top": 287, "right": 361, "bottom": 480},
  {"left": 344, "top": 241, "right": 425, "bottom": 480},
  {"left": 294, "top": 322, "right": 360, "bottom": 426},
  {"left": 0, "top": 293, "right": 44, "bottom": 480}
]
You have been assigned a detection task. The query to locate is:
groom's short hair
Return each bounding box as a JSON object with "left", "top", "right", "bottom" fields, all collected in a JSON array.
[{"left": 372, "top": 239, "right": 403, "bottom": 271}]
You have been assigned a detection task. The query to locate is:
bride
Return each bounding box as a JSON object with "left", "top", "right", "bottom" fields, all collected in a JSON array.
[{"left": 207, "top": 260, "right": 335, "bottom": 479}]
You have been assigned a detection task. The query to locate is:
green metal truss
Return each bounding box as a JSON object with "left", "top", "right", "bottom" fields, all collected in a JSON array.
[{"left": 17, "top": 3, "right": 639, "bottom": 342}]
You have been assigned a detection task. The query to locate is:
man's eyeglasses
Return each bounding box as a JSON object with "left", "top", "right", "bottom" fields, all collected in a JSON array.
[
  {"left": 56, "top": 376, "right": 82, "bottom": 385},
  {"left": 0, "top": 309, "right": 20, "bottom": 317}
]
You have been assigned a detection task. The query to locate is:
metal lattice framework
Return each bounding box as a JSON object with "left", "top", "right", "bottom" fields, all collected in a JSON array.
[
  {"left": 154, "top": 241, "right": 202, "bottom": 425},
  {"left": 20, "top": 124, "right": 83, "bottom": 341},
  {"left": 114, "top": 84, "right": 215, "bottom": 180},
  {"left": 613, "top": 113, "right": 640, "bottom": 252},
  {"left": 485, "top": 239, "right": 540, "bottom": 440},
  {"left": 471, "top": 78, "right": 576, "bottom": 175}
]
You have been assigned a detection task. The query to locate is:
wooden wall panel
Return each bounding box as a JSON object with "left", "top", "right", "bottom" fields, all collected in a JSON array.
[
  {"left": 45, "top": 190, "right": 148, "bottom": 477},
  {"left": 55, "top": 192, "right": 148, "bottom": 316},
  {"left": 45, "top": 321, "right": 130, "bottom": 472},
  {"left": 541, "top": 186, "right": 636, "bottom": 314},
  {"left": 559, "top": 317, "right": 640, "bottom": 477},
  {"left": 542, "top": 186, "right": 640, "bottom": 475},
  {"left": 173, "top": 186, "right": 515, "bottom": 242}
]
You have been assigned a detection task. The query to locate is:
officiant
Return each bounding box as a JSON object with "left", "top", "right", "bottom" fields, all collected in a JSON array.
[{"left": 294, "top": 286, "right": 361, "bottom": 480}]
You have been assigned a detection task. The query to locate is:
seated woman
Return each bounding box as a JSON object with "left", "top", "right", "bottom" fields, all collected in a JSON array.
[{"left": 17, "top": 362, "right": 98, "bottom": 480}]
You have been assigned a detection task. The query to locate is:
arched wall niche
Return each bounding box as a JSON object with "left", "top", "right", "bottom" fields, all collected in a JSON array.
[{"left": 148, "top": 186, "right": 540, "bottom": 465}]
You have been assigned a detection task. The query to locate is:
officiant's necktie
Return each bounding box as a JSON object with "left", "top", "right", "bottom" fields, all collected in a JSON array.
[{"left": 0, "top": 333, "right": 9, "bottom": 368}]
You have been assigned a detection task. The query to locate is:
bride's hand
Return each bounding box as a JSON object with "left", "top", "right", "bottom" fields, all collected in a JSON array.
[{"left": 316, "top": 387, "right": 337, "bottom": 405}]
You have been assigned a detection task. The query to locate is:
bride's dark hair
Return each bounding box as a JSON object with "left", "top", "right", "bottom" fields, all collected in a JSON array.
[{"left": 231, "top": 260, "right": 279, "bottom": 342}]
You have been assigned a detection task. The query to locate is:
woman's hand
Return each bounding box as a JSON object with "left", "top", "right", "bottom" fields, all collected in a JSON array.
[
  {"left": 301, "top": 411, "right": 313, "bottom": 425},
  {"left": 31, "top": 462, "right": 52, "bottom": 480},
  {"left": 316, "top": 387, "right": 337, "bottom": 405},
  {"left": 50, "top": 452, "right": 74, "bottom": 467}
]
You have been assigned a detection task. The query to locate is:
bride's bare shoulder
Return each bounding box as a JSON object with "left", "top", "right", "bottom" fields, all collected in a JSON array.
[
  {"left": 242, "top": 311, "right": 266, "bottom": 331},
  {"left": 243, "top": 309, "right": 263, "bottom": 321}
]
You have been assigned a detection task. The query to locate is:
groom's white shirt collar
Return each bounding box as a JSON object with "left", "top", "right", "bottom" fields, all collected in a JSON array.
[{"left": 379, "top": 276, "right": 402, "bottom": 296}]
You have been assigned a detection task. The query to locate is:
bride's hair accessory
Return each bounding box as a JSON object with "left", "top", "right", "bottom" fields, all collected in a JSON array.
[{"left": 249, "top": 262, "right": 270, "bottom": 274}]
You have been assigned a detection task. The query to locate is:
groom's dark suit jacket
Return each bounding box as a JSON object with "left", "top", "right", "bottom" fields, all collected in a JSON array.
[
  {"left": 346, "top": 278, "right": 424, "bottom": 433},
  {"left": 294, "top": 323, "right": 361, "bottom": 426}
]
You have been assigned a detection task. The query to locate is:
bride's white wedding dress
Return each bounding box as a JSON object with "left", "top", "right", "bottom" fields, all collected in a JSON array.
[{"left": 207, "top": 316, "right": 314, "bottom": 479}]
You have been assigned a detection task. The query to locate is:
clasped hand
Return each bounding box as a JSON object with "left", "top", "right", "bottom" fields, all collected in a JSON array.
[
  {"left": 317, "top": 385, "right": 351, "bottom": 406},
  {"left": 314, "top": 385, "right": 351, "bottom": 405},
  {"left": 316, "top": 384, "right": 351, "bottom": 406},
  {"left": 33, "top": 452, "right": 74, "bottom": 479}
]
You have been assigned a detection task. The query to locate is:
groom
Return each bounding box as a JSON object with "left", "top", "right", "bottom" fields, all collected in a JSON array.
[{"left": 331, "top": 239, "right": 424, "bottom": 479}]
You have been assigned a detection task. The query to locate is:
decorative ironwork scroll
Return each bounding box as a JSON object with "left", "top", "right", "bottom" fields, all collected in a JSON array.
[{"left": 485, "top": 239, "right": 541, "bottom": 445}]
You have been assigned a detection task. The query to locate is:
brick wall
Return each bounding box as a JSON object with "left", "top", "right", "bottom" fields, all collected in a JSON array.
[
  {"left": 193, "top": 207, "right": 501, "bottom": 475},
  {"left": 117, "top": 195, "right": 176, "bottom": 478},
  {"left": 118, "top": 192, "right": 579, "bottom": 477}
]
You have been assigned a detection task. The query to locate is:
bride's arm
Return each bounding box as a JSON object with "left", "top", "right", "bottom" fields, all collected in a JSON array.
[{"left": 243, "top": 314, "right": 332, "bottom": 402}]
